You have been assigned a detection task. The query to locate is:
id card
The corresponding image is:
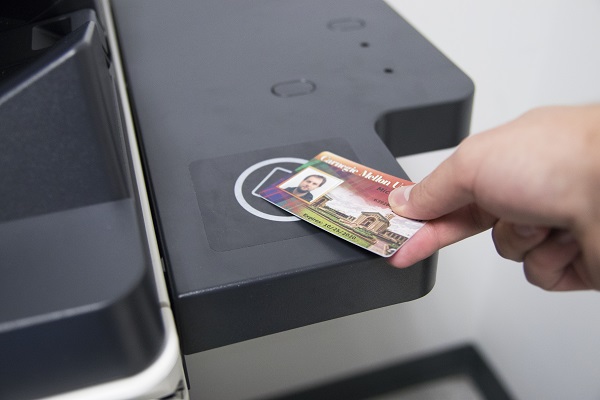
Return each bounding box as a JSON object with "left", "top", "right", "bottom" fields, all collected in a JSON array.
[{"left": 260, "top": 151, "right": 424, "bottom": 257}]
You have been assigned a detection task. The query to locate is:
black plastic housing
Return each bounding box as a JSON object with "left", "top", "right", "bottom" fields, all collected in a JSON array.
[
  {"left": 112, "top": 0, "right": 473, "bottom": 354},
  {"left": 0, "top": 9, "right": 164, "bottom": 399}
]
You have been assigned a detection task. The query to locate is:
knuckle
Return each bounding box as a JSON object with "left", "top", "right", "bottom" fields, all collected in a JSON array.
[{"left": 523, "top": 252, "right": 561, "bottom": 291}]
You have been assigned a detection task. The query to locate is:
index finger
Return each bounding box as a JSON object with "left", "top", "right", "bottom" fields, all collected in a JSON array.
[{"left": 388, "top": 202, "right": 497, "bottom": 268}]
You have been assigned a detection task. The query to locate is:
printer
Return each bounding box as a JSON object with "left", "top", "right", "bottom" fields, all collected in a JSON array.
[{"left": 0, "top": 0, "right": 473, "bottom": 398}]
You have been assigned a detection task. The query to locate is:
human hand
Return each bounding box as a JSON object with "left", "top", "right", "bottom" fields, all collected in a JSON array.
[{"left": 388, "top": 105, "right": 600, "bottom": 291}]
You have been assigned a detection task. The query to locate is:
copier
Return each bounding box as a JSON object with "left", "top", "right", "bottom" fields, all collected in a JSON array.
[{"left": 0, "top": 0, "right": 473, "bottom": 398}]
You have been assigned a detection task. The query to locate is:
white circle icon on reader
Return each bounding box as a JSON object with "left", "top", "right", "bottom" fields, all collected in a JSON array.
[{"left": 234, "top": 157, "right": 307, "bottom": 222}]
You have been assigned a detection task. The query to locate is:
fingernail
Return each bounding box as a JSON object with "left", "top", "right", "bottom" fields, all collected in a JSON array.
[{"left": 389, "top": 184, "right": 413, "bottom": 211}]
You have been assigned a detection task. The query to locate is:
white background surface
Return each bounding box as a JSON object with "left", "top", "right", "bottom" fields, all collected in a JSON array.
[{"left": 186, "top": 1, "right": 600, "bottom": 399}]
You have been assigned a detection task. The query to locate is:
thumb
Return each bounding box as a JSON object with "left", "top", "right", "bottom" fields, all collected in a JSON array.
[
  {"left": 388, "top": 169, "right": 475, "bottom": 221},
  {"left": 388, "top": 184, "right": 415, "bottom": 216},
  {"left": 389, "top": 183, "right": 427, "bottom": 219},
  {"left": 389, "top": 139, "right": 483, "bottom": 220}
]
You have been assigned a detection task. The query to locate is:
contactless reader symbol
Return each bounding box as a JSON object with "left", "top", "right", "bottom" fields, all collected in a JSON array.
[{"left": 234, "top": 157, "right": 307, "bottom": 222}]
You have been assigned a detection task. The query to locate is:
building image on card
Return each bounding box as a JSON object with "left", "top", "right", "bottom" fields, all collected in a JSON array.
[{"left": 260, "top": 152, "right": 425, "bottom": 257}]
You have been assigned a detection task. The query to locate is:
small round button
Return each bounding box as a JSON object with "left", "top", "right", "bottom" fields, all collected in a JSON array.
[
  {"left": 327, "top": 18, "right": 366, "bottom": 32},
  {"left": 271, "top": 79, "right": 316, "bottom": 97}
]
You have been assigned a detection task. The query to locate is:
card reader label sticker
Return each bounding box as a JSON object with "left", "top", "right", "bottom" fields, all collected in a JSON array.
[{"left": 260, "top": 151, "right": 425, "bottom": 257}]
